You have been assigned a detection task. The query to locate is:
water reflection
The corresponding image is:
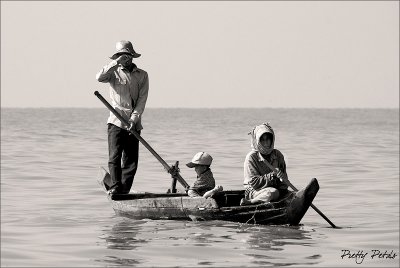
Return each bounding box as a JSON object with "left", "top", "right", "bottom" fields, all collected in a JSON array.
[
  {"left": 238, "top": 224, "right": 321, "bottom": 266},
  {"left": 240, "top": 224, "right": 311, "bottom": 249},
  {"left": 102, "top": 219, "right": 149, "bottom": 250},
  {"left": 95, "top": 217, "right": 322, "bottom": 267},
  {"left": 95, "top": 218, "right": 148, "bottom": 266},
  {"left": 97, "top": 256, "right": 141, "bottom": 266}
]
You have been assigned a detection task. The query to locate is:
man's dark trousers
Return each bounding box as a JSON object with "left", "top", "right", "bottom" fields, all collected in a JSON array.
[{"left": 107, "top": 123, "right": 140, "bottom": 194}]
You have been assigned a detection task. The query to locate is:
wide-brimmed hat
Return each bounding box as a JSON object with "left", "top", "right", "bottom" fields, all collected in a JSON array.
[
  {"left": 109, "top": 40, "right": 141, "bottom": 59},
  {"left": 186, "top": 152, "right": 213, "bottom": 168}
]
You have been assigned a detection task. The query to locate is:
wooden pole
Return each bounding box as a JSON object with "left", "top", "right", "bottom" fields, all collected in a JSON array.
[
  {"left": 263, "top": 160, "right": 337, "bottom": 228},
  {"left": 94, "top": 91, "right": 190, "bottom": 190}
]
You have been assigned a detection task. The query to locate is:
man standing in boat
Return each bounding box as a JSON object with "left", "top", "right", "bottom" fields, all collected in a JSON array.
[{"left": 96, "top": 40, "right": 149, "bottom": 195}]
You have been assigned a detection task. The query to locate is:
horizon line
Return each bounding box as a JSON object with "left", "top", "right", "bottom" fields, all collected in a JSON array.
[{"left": 1, "top": 106, "right": 399, "bottom": 110}]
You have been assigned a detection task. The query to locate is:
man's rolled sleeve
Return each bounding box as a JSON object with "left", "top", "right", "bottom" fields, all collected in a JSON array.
[{"left": 96, "top": 60, "right": 118, "bottom": 82}]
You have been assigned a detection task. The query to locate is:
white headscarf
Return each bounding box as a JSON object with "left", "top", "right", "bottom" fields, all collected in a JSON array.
[{"left": 249, "top": 123, "right": 275, "bottom": 155}]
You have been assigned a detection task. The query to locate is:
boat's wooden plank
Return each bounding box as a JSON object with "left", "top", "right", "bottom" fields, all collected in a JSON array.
[{"left": 110, "top": 192, "right": 187, "bottom": 200}]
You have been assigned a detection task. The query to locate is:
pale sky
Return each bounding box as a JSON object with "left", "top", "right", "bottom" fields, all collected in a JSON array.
[{"left": 1, "top": 1, "right": 399, "bottom": 108}]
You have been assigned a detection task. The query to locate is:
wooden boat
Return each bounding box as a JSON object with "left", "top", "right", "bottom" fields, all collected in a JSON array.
[{"left": 99, "top": 168, "right": 319, "bottom": 226}]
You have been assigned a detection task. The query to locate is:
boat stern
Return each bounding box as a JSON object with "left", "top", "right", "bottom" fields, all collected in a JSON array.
[{"left": 287, "top": 178, "right": 320, "bottom": 225}]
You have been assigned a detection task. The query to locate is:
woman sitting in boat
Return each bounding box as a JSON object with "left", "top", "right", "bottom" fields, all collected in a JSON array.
[
  {"left": 241, "top": 123, "right": 288, "bottom": 205},
  {"left": 186, "top": 152, "right": 223, "bottom": 198}
]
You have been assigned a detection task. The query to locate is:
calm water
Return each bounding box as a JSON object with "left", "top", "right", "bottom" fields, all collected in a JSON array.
[{"left": 1, "top": 108, "right": 399, "bottom": 267}]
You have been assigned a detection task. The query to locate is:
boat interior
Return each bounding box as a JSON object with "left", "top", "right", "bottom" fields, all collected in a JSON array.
[{"left": 110, "top": 190, "right": 266, "bottom": 208}]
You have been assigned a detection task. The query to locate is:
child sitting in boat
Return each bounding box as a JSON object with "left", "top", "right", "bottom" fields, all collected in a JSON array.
[
  {"left": 186, "top": 152, "right": 223, "bottom": 198},
  {"left": 241, "top": 123, "right": 288, "bottom": 205}
]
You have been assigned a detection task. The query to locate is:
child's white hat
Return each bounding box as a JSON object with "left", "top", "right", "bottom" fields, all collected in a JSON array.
[{"left": 186, "top": 152, "right": 213, "bottom": 168}]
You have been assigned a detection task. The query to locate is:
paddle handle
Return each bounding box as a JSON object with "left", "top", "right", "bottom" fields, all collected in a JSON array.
[
  {"left": 263, "top": 160, "right": 337, "bottom": 228},
  {"left": 281, "top": 167, "right": 337, "bottom": 228},
  {"left": 94, "top": 91, "right": 190, "bottom": 190},
  {"left": 310, "top": 204, "right": 336, "bottom": 228}
]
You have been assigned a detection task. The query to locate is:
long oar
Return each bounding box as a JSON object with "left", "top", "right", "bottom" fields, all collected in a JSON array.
[
  {"left": 263, "top": 160, "right": 337, "bottom": 228},
  {"left": 94, "top": 91, "right": 190, "bottom": 190}
]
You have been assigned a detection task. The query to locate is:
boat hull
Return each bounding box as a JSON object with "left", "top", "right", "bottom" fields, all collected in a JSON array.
[{"left": 99, "top": 168, "right": 319, "bottom": 225}]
